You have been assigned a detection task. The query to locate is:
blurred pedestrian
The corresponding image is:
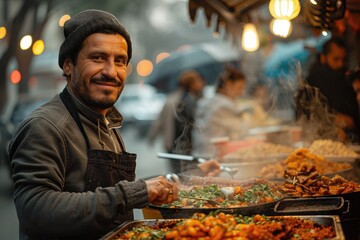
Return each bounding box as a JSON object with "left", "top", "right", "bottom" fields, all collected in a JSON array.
[
  {"left": 333, "top": 0, "right": 360, "bottom": 70},
  {"left": 148, "top": 70, "right": 205, "bottom": 172},
  {"left": 296, "top": 37, "right": 360, "bottom": 142},
  {"left": 8, "top": 9, "right": 178, "bottom": 240},
  {"left": 192, "top": 65, "right": 273, "bottom": 158},
  {"left": 249, "top": 82, "right": 272, "bottom": 111}
]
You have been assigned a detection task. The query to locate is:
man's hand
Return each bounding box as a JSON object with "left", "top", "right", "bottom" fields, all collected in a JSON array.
[{"left": 145, "top": 176, "right": 179, "bottom": 205}]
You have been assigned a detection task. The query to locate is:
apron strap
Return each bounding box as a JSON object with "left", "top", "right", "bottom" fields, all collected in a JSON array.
[{"left": 60, "top": 88, "right": 91, "bottom": 149}]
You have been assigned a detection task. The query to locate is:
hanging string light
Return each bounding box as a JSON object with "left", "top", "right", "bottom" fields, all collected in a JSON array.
[
  {"left": 241, "top": 23, "right": 259, "bottom": 52},
  {"left": 270, "top": 18, "right": 293, "bottom": 38},
  {"left": 269, "top": 0, "right": 301, "bottom": 20}
]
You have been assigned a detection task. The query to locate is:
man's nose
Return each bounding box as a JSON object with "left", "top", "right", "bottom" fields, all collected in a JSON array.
[{"left": 102, "top": 61, "right": 117, "bottom": 78}]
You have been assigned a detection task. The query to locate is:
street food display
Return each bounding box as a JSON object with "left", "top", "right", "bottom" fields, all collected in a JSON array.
[
  {"left": 115, "top": 212, "right": 337, "bottom": 240},
  {"left": 106, "top": 139, "right": 359, "bottom": 239},
  {"left": 279, "top": 163, "right": 360, "bottom": 197},
  {"left": 260, "top": 148, "right": 352, "bottom": 179},
  {"left": 308, "top": 139, "right": 359, "bottom": 158},
  {"left": 160, "top": 180, "right": 284, "bottom": 209},
  {"left": 221, "top": 142, "right": 295, "bottom": 161}
]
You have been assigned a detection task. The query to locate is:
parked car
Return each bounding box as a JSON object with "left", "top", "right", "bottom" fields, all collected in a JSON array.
[
  {"left": 115, "top": 83, "right": 166, "bottom": 135},
  {"left": 0, "top": 95, "right": 51, "bottom": 171}
]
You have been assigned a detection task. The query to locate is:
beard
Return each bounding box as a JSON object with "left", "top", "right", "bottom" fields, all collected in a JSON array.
[{"left": 71, "top": 74, "right": 122, "bottom": 111}]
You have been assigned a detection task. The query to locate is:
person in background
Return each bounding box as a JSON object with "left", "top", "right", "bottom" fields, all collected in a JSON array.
[
  {"left": 148, "top": 70, "right": 205, "bottom": 173},
  {"left": 348, "top": 69, "right": 360, "bottom": 106},
  {"left": 249, "top": 82, "right": 272, "bottom": 112},
  {"left": 193, "top": 65, "right": 272, "bottom": 158},
  {"left": 334, "top": 0, "right": 360, "bottom": 69},
  {"left": 298, "top": 37, "right": 360, "bottom": 142},
  {"left": 8, "top": 10, "right": 178, "bottom": 240}
]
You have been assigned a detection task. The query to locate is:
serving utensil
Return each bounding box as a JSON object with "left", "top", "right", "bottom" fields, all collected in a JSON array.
[{"left": 157, "top": 152, "right": 239, "bottom": 176}]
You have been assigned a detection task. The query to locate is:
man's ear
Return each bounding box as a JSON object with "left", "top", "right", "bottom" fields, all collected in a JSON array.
[{"left": 63, "top": 58, "right": 72, "bottom": 76}]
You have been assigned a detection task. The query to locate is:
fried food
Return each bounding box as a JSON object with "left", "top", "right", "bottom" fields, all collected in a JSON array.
[
  {"left": 280, "top": 163, "right": 360, "bottom": 197},
  {"left": 117, "top": 212, "right": 336, "bottom": 240},
  {"left": 260, "top": 148, "right": 352, "bottom": 179}
]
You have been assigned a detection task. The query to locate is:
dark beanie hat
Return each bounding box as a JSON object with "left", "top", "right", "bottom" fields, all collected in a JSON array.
[{"left": 58, "top": 9, "right": 132, "bottom": 69}]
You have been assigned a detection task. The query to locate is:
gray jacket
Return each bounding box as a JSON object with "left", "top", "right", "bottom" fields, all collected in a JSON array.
[{"left": 8, "top": 88, "right": 149, "bottom": 239}]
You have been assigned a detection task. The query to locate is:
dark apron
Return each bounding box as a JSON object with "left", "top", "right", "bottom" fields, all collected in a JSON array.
[{"left": 60, "top": 88, "right": 137, "bottom": 225}]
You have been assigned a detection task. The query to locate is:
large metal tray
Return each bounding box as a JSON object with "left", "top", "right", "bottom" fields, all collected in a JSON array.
[
  {"left": 100, "top": 215, "right": 345, "bottom": 240},
  {"left": 274, "top": 196, "right": 350, "bottom": 215}
]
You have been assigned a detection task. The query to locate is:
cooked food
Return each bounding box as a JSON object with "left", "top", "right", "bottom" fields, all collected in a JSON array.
[
  {"left": 280, "top": 163, "right": 360, "bottom": 197},
  {"left": 222, "top": 142, "right": 295, "bottom": 161},
  {"left": 160, "top": 180, "right": 284, "bottom": 208},
  {"left": 260, "top": 148, "right": 352, "bottom": 179},
  {"left": 309, "top": 139, "right": 359, "bottom": 158},
  {"left": 117, "top": 212, "right": 336, "bottom": 240}
]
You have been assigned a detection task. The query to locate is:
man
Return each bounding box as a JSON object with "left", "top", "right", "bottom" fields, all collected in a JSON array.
[
  {"left": 299, "top": 37, "right": 360, "bottom": 142},
  {"left": 8, "top": 9, "right": 178, "bottom": 239}
]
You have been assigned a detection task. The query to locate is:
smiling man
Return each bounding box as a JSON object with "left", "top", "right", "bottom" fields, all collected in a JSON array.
[{"left": 8, "top": 9, "right": 178, "bottom": 240}]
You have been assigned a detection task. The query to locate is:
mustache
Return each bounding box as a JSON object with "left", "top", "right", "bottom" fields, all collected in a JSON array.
[{"left": 91, "top": 76, "right": 121, "bottom": 86}]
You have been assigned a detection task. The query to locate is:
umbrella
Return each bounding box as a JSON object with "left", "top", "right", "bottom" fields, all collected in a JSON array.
[
  {"left": 146, "top": 42, "right": 241, "bottom": 92},
  {"left": 263, "top": 35, "right": 330, "bottom": 79}
]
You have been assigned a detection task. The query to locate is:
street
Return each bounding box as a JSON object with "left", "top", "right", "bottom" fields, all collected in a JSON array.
[{"left": 0, "top": 125, "right": 170, "bottom": 240}]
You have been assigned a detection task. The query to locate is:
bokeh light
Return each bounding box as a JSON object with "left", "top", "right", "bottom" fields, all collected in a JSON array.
[
  {"left": 0, "top": 26, "right": 6, "bottom": 39},
  {"left": 32, "top": 40, "right": 45, "bottom": 55},
  {"left": 10, "top": 70, "right": 22, "bottom": 84},
  {"left": 156, "top": 52, "right": 170, "bottom": 63},
  {"left": 59, "top": 15, "right": 71, "bottom": 27},
  {"left": 20, "top": 35, "right": 32, "bottom": 50},
  {"left": 137, "top": 59, "right": 153, "bottom": 77}
]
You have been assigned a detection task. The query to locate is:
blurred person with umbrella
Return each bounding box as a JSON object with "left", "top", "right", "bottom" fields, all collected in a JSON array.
[
  {"left": 147, "top": 42, "right": 240, "bottom": 93},
  {"left": 148, "top": 69, "right": 205, "bottom": 173}
]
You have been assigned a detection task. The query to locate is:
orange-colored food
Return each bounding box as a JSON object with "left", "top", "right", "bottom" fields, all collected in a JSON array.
[
  {"left": 117, "top": 212, "right": 336, "bottom": 240},
  {"left": 260, "top": 148, "right": 352, "bottom": 179}
]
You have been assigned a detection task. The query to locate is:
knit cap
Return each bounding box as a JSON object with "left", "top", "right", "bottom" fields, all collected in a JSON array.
[{"left": 58, "top": 9, "right": 132, "bottom": 69}]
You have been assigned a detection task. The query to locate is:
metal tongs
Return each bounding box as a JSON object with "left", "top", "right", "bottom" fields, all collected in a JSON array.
[{"left": 158, "top": 152, "right": 239, "bottom": 176}]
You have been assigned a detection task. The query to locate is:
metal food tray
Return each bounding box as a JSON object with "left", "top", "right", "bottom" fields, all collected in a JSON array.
[
  {"left": 100, "top": 215, "right": 345, "bottom": 240},
  {"left": 274, "top": 197, "right": 350, "bottom": 215}
]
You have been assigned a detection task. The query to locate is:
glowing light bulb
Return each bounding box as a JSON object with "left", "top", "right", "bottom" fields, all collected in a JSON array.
[
  {"left": 241, "top": 23, "right": 259, "bottom": 52},
  {"left": 270, "top": 19, "right": 293, "bottom": 38},
  {"left": 269, "top": 0, "right": 301, "bottom": 20}
]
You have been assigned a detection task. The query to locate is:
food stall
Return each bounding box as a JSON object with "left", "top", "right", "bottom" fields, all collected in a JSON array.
[
  {"left": 101, "top": 0, "right": 359, "bottom": 238},
  {"left": 100, "top": 137, "right": 360, "bottom": 239}
]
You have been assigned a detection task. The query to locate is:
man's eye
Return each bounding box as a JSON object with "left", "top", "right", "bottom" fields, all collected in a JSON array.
[
  {"left": 93, "top": 55, "right": 104, "bottom": 61},
  {"left": 115, "top": 58, "right": 126, "bottom": 65}
]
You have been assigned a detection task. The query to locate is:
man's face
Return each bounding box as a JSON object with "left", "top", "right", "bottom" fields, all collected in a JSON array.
[
  {"left": 321, "top": 44, "right": 346, "bottom": 71},
  {"left": 65, "top": 33, "right": 128, "bottom": 114},
  {"left": 352, "top": 79, "right": 360, "bottom": 104}
]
